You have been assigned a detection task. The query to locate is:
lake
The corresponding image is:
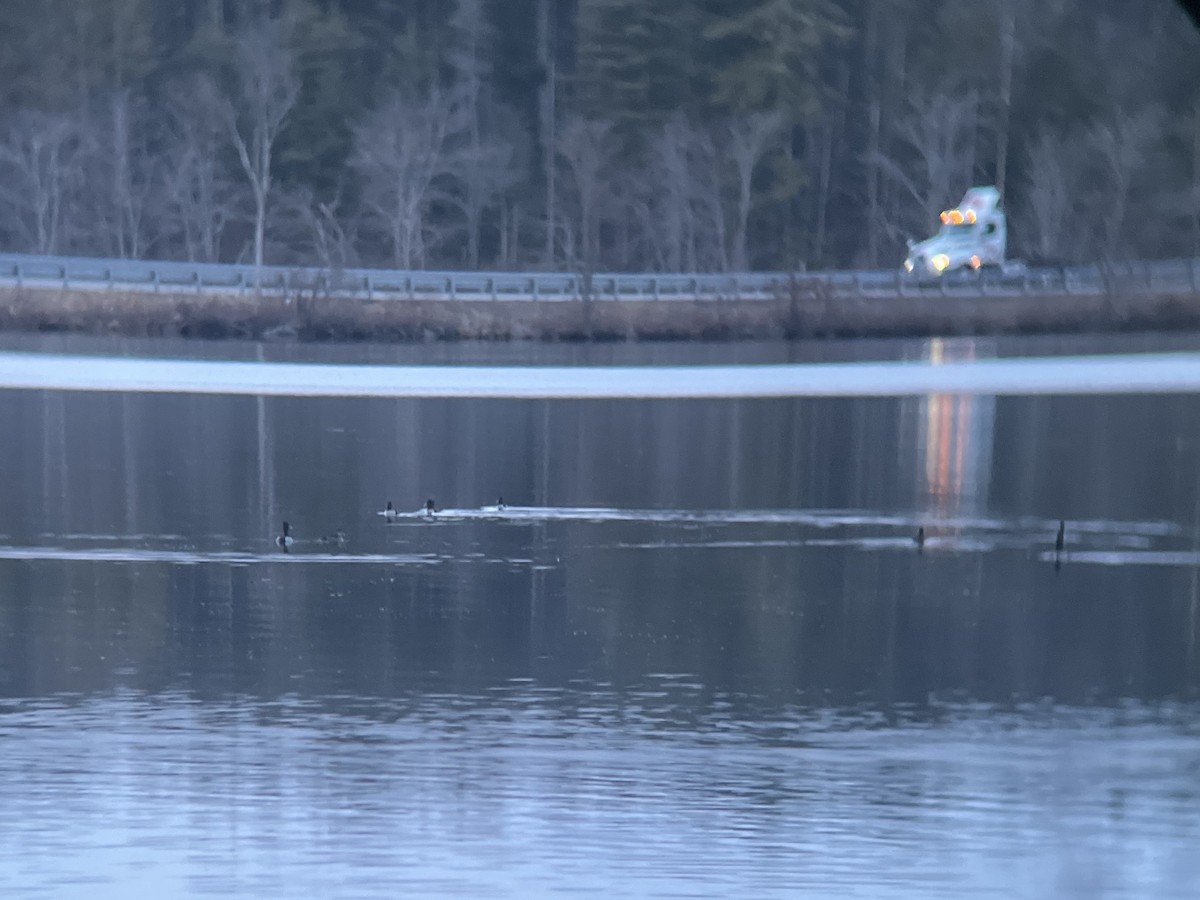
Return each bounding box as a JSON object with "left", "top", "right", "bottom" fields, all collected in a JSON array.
[{"left": 1, "top": 332, "right": 1198, "bottom": 898}]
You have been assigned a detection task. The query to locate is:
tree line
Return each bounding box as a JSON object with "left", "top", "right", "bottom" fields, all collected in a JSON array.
[{"left": 0, "top": 0, "right": 1197, "bottom": 274}]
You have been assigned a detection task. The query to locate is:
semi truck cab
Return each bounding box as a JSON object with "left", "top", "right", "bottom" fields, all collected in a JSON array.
[{"left": 903, "top": 186, "right": 1007, "bottom": 277}]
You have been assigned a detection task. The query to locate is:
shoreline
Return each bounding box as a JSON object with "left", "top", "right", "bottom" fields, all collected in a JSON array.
[{"left": 2, "top": 284, "right": 1199, "bottom": 343}]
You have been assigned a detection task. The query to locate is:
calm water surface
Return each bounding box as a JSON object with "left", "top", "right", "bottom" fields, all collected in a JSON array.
[{"left": 1, "top": 333, "right": 1199, "bottom": 898}]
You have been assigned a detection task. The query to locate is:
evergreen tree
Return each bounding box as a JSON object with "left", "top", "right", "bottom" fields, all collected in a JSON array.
[{"left": 700, "top": 0, "right": 844, "bottom": 118}]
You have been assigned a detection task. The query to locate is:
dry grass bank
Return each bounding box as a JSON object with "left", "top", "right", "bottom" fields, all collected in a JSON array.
[{"left": 1, "top": 284, "right": 1198, "bottom": 343}]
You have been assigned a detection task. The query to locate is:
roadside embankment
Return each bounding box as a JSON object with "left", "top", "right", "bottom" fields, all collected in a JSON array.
[{"left": 1, "top": 283, "right": 1198, "bottom": 342}]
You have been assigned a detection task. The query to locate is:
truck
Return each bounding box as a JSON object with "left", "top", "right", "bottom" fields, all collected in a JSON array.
[{"left": 903, "top": 186, "right": 1015, "bottom": 278}]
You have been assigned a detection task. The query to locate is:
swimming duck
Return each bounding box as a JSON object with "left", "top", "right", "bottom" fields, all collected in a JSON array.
[
  {"left": 424, "top": 498, "right": 440, "bottom": 516},
  {"left": 379, "top": 501, "right": 398, "bottom": 522},
  {"left": 276, "top": 521, "right": 294, "bottom": 551},
  {"left": 497, "top": 496, "right": 506, "bottom": 511}
]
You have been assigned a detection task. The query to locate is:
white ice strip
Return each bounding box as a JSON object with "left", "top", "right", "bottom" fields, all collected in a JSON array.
[
  {"left": 386, "top": 505, "right": 1179, "bottom": 535},
  {"left": 1040, "top": 550, "right": 1200, "bottom": 567},
  {"left": 2, "top": 351, "right": 1200, "bottom": 398},
  {"left": 0, "top": 546, "right": 440, "bottom": 565}
]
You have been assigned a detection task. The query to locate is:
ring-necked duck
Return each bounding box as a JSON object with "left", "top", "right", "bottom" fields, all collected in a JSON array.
[
  {"left": 424, "top": 499, "right": 440, "bottom": 516},
  {"left": 276, "top": 521, "right": 294, "bottom": 551},
  {"left": 379, "top": 501, "right": 398, "bottom": 522}
]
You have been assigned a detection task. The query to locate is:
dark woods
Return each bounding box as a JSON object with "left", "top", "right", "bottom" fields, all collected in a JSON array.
[{"left": 0, "top": 0, "right": 1197, "bottom": 274}]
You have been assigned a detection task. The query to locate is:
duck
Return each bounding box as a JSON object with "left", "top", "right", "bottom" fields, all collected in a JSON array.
[
  {"left": 275, "top": 521, "right": 294, "bottom": 551},
  {"left": 424, "top": 498, "right": 440, "bottom": 516},
  {"left": 378, "top": 501, "right": 398, "bottom": 522},
  {"left": 497, "top": 496, "right": 506, "bottom": 511},
  {"left": 319, "top": 529, "right": 348, "bottom": 546}
]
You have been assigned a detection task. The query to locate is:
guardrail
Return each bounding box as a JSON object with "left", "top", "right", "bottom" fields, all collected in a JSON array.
[{"left": 0, "top": 252, "right": 1197, "bottom": 303}]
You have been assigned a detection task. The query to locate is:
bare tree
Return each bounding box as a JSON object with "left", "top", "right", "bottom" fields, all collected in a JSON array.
[
  {"left": 691, "top": 127, "right": 729, "bottom": 272},
  {"left": 643, "top": 115, "right": 732, "bottom": 273},
  {"left": 537, "top": 0, "right": 559, "bottom": 266},
  {"left": 217, "top": 19, "right": 299, "bottom": 268},
  {"left": 446, "top": 133, "right": 521, "bottom": 268},
  {"left": 0, "top": 110, "right": 80, "bottom": 254},
  {"left": 351, "top": 87, "right": 463, "bottom": 269},
  {"left": 1083, "top": 107, "right": 1162, "bottom": 258},
  {"left": 274, "top": 185, "right": 359, "bottom": 270},
  {"left": 1022, "top": 108, "right": 1163, "bottom": 264},
  {"left": 1192, "top": 100, "right": 1200, "bottom": 256},
  {"left": 556, "top": 116, "right": 616, "bottom": 275},
  {"left": 725, "top": 111, "right": 783, "bottom": 271},
  {"left": 160, "top": 76, "right": 239, "bottom": 262},
  {"left": 444, "top": 0, "right": 519, "bottom": 268},
  {"left": 875, "top": 88, "right": 980, "bottom": 248},
  {"left": 1020, "top": 131, "right": 1077, "bottom": 262},
  {"left": 644, "top": 116, "right": 698, "bottom": 272},
  {"left": 83, "top": 90, "right": 157, "bottom": 259},
  {"left": 994, "top": 0, "right": 1019, "bottom": 198}
]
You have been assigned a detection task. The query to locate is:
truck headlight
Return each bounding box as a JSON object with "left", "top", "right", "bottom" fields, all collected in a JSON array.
[
  {"left": 904, "top": 258, "right": 914, "bottom": 273},
  {"left": 931, "top": 254, "right": 950, "bottom": 272}
]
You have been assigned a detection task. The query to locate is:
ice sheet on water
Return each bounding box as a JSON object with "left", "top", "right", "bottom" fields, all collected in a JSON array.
[{"left": 2, "top": 350, "right": 1200, "bottom": 397}]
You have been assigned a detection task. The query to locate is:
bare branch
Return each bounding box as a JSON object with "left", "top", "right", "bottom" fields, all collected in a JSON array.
[
  {"left": 0, "top": 110, "right": 81, "bottom": 254},
  {"left": 217, "top": 19, "right": 299, "bottom": 268},
  {"left": 351, "top": 86, "right": 465, "bottom": 269}
]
